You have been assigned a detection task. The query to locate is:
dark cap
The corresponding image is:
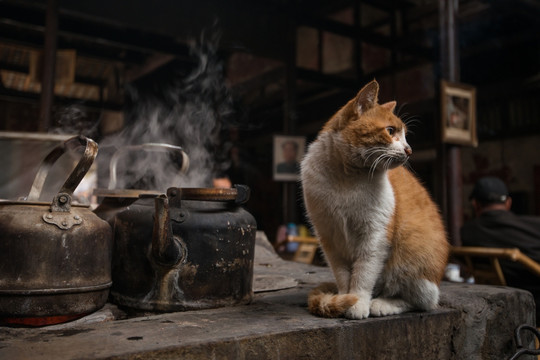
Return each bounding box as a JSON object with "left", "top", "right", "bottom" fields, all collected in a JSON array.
[{"left": 469, "top": 176, "right": 509, "bottom": 203}]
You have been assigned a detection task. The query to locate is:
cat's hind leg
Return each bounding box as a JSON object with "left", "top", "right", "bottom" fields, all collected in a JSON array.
[
  {"left": 369, "top": 298, "right": 411, "bottom": 317},
  {"left": 370, "top": 278, "right": 440, "bottom": 317},
  {"left": 407, "top": 278, "right": 440, "bottom": 311}
]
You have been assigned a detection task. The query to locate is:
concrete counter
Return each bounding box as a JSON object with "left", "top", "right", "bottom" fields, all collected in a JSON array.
[{"left": 0, "top": 234, "right": 536, "bottom": 359}]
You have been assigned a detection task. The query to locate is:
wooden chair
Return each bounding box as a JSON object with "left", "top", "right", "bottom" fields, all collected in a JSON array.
[
  {"left": 287, "top": 235, "right": 319, "bottom": 264},
  {"left": 450, "top": 246, "right": 540, "bottom": 286}
]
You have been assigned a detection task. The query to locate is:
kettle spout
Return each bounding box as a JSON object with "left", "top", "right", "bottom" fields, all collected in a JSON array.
[{"left": 152, "top": 194, "right": 183, "bottom": 266}]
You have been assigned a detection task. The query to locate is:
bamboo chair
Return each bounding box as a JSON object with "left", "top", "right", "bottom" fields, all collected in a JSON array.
[
  {"left": 287, "top": 235, "right": 319, "bottom": 264},
  {"left": 450, "top": 246, "right": 540, "bottom": 286}
]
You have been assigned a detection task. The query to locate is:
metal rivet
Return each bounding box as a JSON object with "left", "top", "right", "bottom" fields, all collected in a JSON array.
[
  {"left": 59, "top": 195, "right": 68, "bottom": 204},
  {"left": 46, "top": 214, "right": 53, "bottom": 219},
  {"left": 62, "top": 221, "right": 68, "bottom": 226},
  {"left": 74, "top": 215, "right": 81, "bottom": 220}
]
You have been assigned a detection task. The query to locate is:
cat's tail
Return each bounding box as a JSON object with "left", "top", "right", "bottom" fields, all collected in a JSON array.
[{"left": 308, "top": 282, "right": 359, "bottom": 318}]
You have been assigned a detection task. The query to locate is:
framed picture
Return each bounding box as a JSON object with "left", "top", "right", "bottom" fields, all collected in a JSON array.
[
  {"left": 273, "top": 135, "right": 306, "bottom": 182},
  {"left": 441, "top": 80, "right": 478, "bottom": 147}
]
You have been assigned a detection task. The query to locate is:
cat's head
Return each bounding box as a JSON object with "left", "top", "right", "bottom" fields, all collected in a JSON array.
[{"left": 325, "top": 80, "right": 411, "bottom": 172}]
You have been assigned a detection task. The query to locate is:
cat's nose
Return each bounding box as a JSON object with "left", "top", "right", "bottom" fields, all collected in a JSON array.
[{"left": 404, "top": 146, "right": 412, "bottom": 156}]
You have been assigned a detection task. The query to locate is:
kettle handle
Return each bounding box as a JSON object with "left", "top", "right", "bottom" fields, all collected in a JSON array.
[
  {"left": 27, "top": 136, "right": 98, "bottom": 202},
  {"left": 152, "top": 194, "right": 186, "bottom": 267},
  {"left": 107, "top": 143, "right": 190, "bottom": 190}
]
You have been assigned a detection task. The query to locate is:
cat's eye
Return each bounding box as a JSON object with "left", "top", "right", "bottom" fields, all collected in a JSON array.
[{"left": 386, "top": 127, "right": 395, "bottom": 135}]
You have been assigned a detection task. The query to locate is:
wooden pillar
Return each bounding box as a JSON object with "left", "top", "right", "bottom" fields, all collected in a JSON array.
[
  {"left": 439, "top": 0, "right": 463, "bottom": 246},
  {"left": 282, "top": 13, "right": 298, "bottom": 224},
  {"left": 353, "top": 0, "right": 363, "bottom": 84},
  {"left": 390, "top": 1, "right": 398, "bottom": 97},
  {"left": 38, "top": 0, "right": 59, "bottom": 132}
]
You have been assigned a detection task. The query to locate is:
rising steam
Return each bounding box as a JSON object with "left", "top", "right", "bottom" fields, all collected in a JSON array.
[{"left": 102, "top": 33, "right": 233, "bottom": 191}]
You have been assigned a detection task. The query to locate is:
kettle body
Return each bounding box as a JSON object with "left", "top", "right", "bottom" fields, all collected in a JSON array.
[{"left": 110, "top": 186, "right": 257, "bottom": 312}]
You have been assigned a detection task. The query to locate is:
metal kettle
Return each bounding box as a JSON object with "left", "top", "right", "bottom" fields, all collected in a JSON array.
[
  {"left": 0, "top": 136, "right": 113, "bottom": 326},
  {"left": 110, "top": 185, "right": 257, "bottom": 312}
]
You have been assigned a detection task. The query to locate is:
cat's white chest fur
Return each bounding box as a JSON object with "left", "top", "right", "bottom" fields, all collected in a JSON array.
[{"left": 301, "top": 132, "right": 395, "bottom": 258}]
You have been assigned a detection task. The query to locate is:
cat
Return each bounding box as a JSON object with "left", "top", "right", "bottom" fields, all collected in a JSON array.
[{"left": 300, "top": 80, "right": 449, "bottom": 319}]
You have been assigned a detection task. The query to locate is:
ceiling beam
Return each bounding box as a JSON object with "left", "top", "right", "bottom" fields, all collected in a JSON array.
[
  {"left": 0, "top": 2, "right": 192, "bottom": 61},
  {"left": 0, "top": 61, "right": 107, "bottom": 87},
  {"left": 0, "top": 86, "right": 123, "bottom": 111}
]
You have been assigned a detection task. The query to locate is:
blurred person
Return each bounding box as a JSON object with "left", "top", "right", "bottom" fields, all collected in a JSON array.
[{"left": 461, "top": 176, "right": 540, "bottom": 321}]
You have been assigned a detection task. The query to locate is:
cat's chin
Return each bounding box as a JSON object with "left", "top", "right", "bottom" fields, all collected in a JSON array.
[{"left": 390, "top": 158, "right": 409, "bottom": 168}]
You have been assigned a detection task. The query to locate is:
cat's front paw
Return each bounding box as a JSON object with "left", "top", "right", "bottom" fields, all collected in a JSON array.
[{"left": 345, "top": 298, "right": 370, "bottom": 319}]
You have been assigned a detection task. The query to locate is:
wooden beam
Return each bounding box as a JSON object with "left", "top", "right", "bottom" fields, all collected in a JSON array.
[
  {"left": 38, "top": 0, "right": 58, "bottom": 132},
  {"left": 0, "top": 86, "right": 123, "bottom": 111},
  {"left": 0, "top": 61, "right": 106, "bottom": 87},
  {"left": 0, "top": 2, "right": 191, "bottom": 60}
]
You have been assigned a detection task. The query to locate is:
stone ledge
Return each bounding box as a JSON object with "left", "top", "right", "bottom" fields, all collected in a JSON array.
[
  {"left": 0, "top": 291, "right": 459, "bottom": 360},
  {"left": 0, "top": 235, "right": 536, "bottom": 359}
]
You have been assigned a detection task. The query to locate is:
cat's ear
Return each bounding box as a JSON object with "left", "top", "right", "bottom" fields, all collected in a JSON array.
[
  {"left": 381, "top": 101, "right": 397, "bottom": 113},
  {"left": 354, "top": 80, "right": 379, "bottom": 114}
]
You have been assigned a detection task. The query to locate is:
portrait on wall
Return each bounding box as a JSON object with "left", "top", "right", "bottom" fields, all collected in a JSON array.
[
  {"left": 273, "top": 135, "right": 306, "bottom": 182},
  {"left": 441, "top": 80, "right": 478, "bottom": 147}
]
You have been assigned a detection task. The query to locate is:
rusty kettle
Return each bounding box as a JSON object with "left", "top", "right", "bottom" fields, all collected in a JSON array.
[
  {"left": 110, "top": 186, "right": 257, "bottom": 312},
  {"left": 0, "top": 136, "right": 112, "bottom": 326}
]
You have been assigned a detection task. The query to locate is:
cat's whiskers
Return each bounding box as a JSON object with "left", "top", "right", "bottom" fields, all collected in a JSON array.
[
  {"left": 403, "top": 117, "right": 420, "bottom": 135},
  {"left": 367, "top": 157, "right": 381, "bottom": 179},
  {"left": 384, "top": 156, "right": 395, "bottom": 171},
  {"left": 368, "top": 148, "right": 411, "bottom": 178},
  {"left": 363, "top": 147, "right": 388, "bottom": 163},
  {"left": 403, "top": 116, "right": 420, "bottom": 126},
  {"left": 369, "top": 152, "right": 393, "bottom": 179}
]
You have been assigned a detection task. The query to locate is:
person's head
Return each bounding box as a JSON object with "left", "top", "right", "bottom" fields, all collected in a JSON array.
[
  {"left": 281, "top": 140, "right": 299, "bottom": 163},
  {"left": 469, "top": 176, "right": 512, "bottom": 216}
]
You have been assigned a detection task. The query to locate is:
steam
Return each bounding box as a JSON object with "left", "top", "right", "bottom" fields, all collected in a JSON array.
[{"left": 102, "top": 34, "right": 233, "bottom": 190}]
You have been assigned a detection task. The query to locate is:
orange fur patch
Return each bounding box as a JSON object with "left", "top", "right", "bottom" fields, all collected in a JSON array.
[{"left": 386, "top": 167, "right": 450, "bottom": 284}]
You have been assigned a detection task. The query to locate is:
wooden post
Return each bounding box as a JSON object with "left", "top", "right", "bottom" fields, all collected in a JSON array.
[
  {"left": 38, "top": 0, "right": 59, "bottom": 132},
  {"left": 390, "top": 2, "right": 398, "bottom": 97},
  {"left": 283, "top": 13, "right": 298, "bottom": 224},
  {"left": 439, "top": 0, "right": 463, "bottom": 246},
  {"left": 353, "top": 0, "right": 363, "bottom": 84}
]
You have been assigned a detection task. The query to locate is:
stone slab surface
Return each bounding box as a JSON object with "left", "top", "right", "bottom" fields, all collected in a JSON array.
[{"left": 0, "top": 234, "right": 536, "bottom": 360}]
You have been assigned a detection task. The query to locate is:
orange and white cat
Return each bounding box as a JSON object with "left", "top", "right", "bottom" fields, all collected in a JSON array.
[{"left": 301, "top": 80, "right": 449, "bottom": 319}]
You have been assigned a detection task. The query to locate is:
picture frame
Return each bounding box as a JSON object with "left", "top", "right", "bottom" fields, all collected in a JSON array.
[
  {"left": 441, "top": 80, "right": 478, "bottom": 147},
  {"left": 273, "top": 135, "right": 306, "bottom": 182}
]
